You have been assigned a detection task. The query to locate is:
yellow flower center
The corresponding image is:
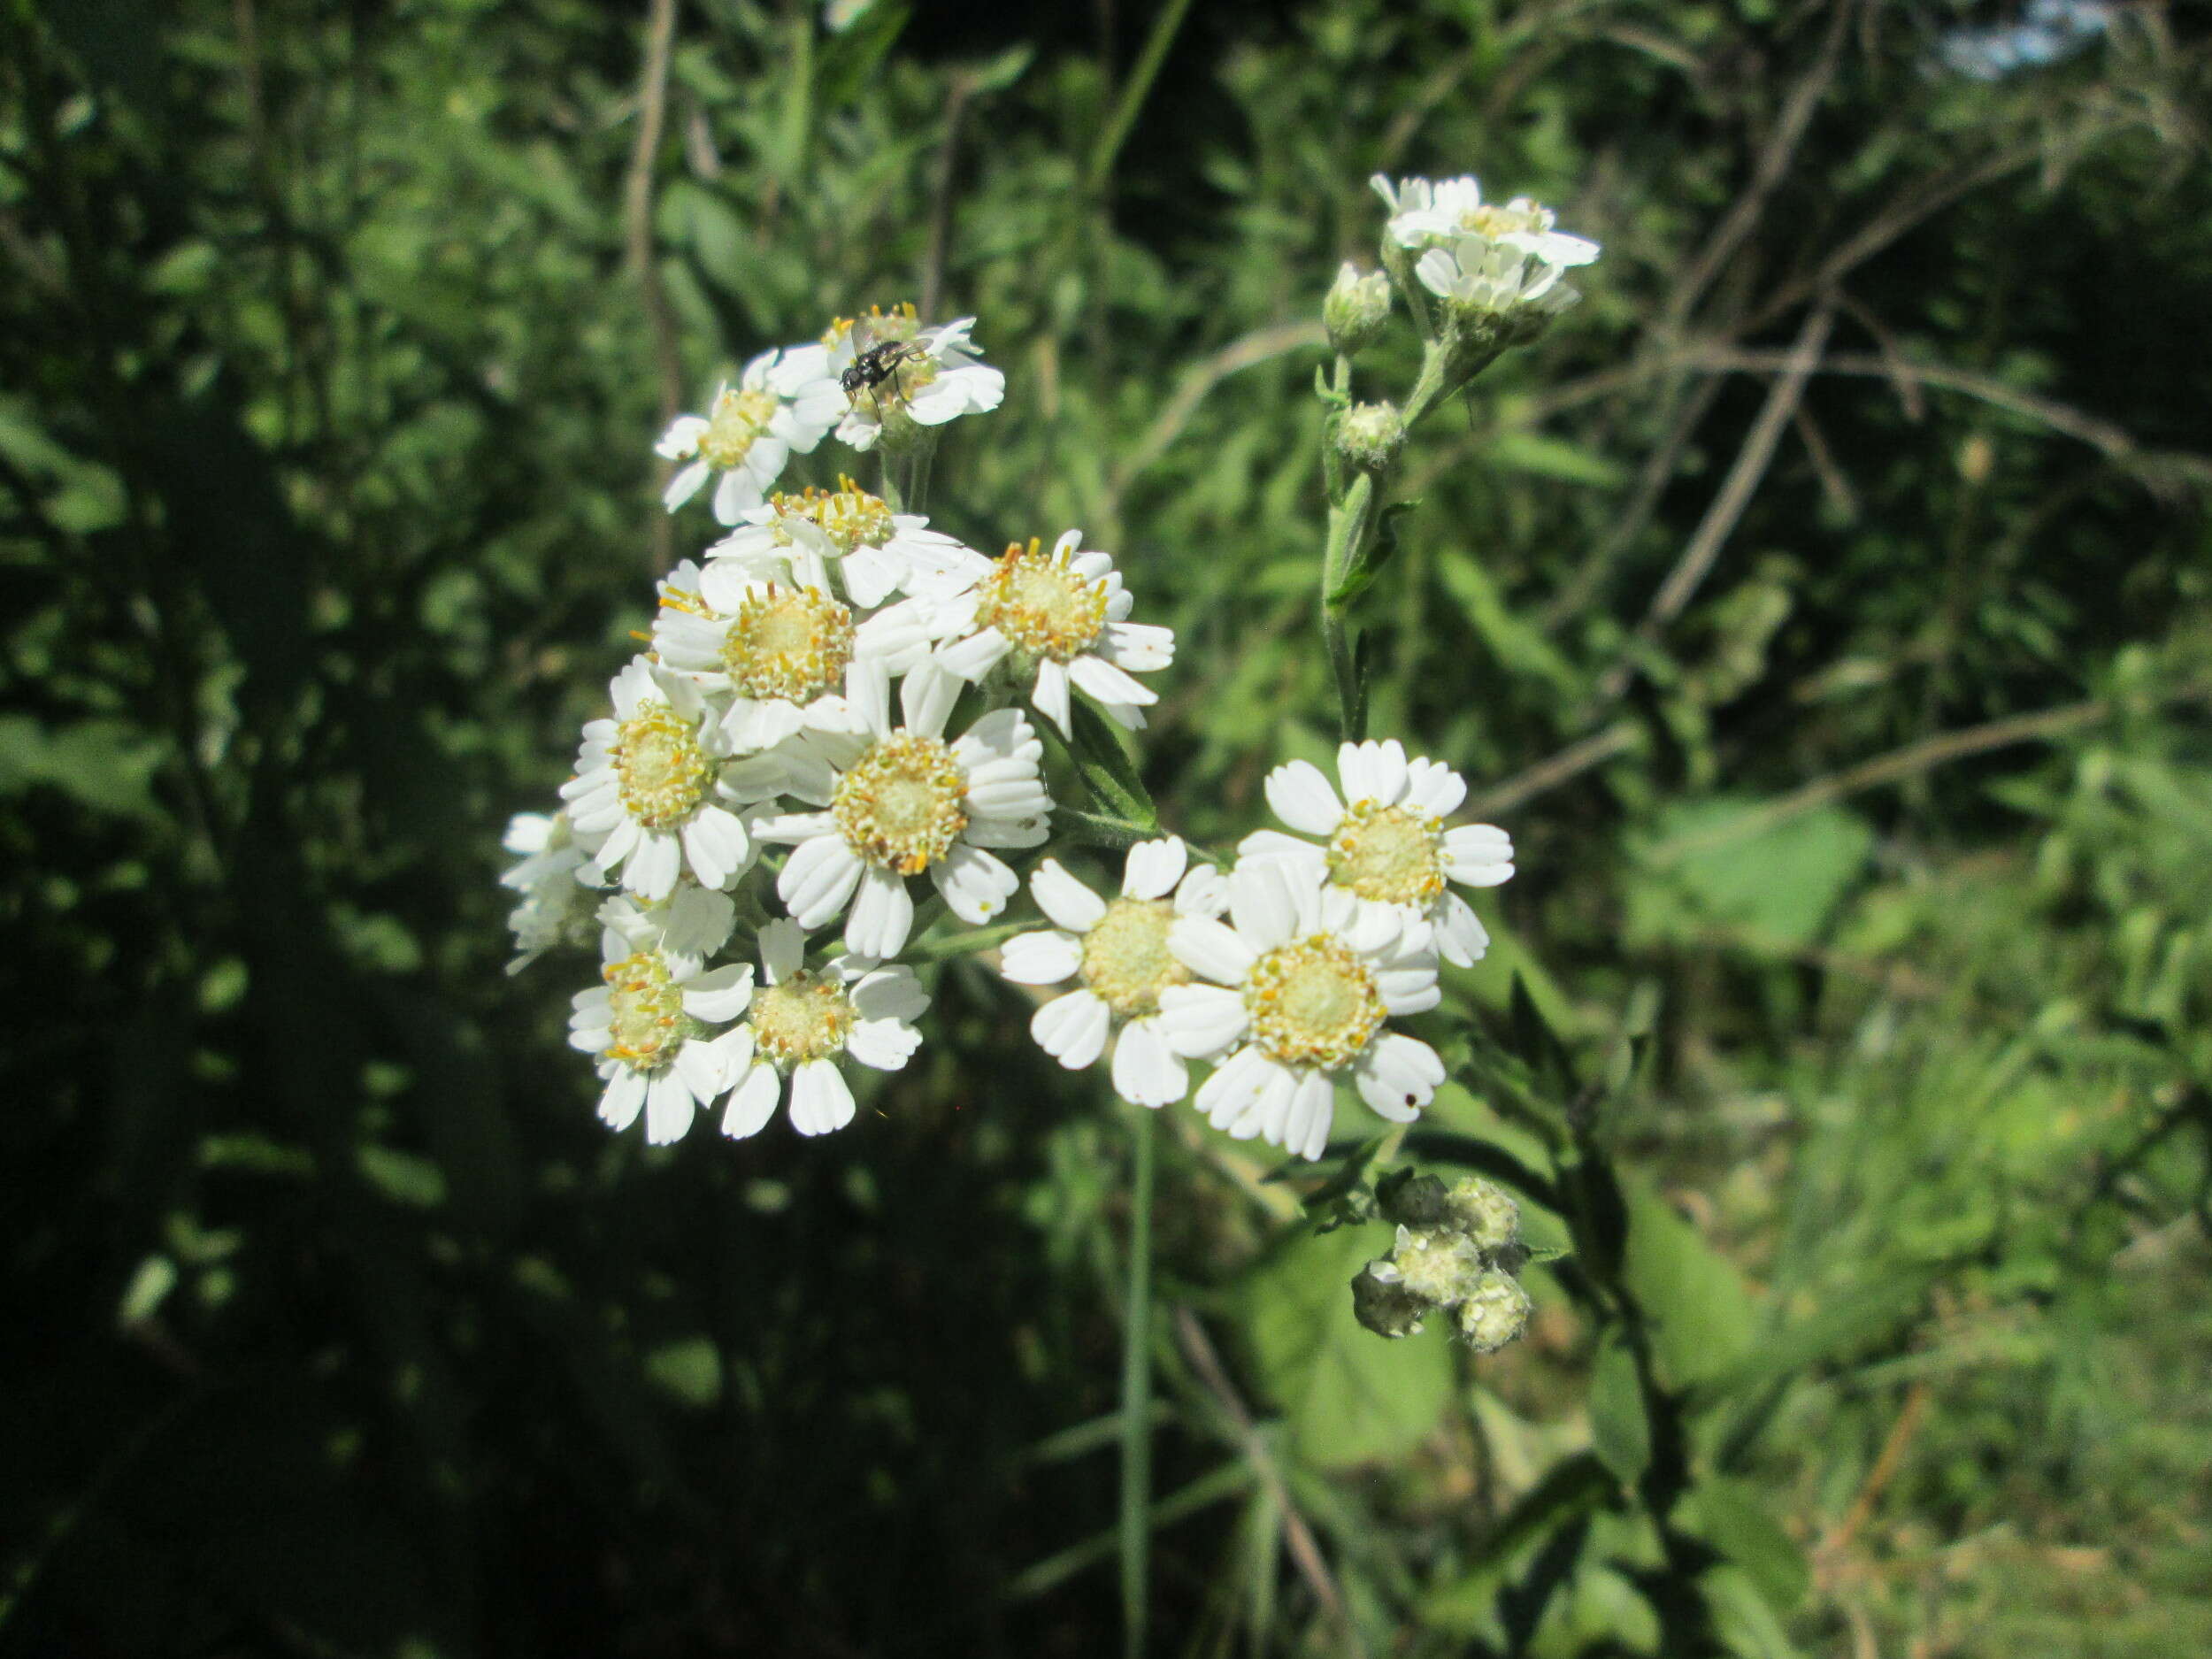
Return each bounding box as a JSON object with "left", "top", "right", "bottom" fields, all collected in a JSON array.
[
  {"left": 831, "top": 732, "right": 969, "bottom": 876},
  {"left": 1326, "top": 802, "right": 1446, "bottom": 907},
  {"left": 603, "top": 952, "right": 697, "bottom": 1072},
  {"left": 749, "top": 969, "right": 854, "bottom": 1070},
  {"left": 1456, "top": 202, "right": 1545, "bottom": 239},
  {"left": 1079, "top": 898, "right": 1187, "bottom": 1018},
  {"left": 765, "top": 477, "right": 896, "bottom": 555},
  {"left": 720, "top": 585, "right": 852, "bottom": 705},
  {"left": 613, "top": 703, "right": 710, "bottom": 830},
  {"left": 975, "top": 537, "right": 1109, "bottom": 664},
  {"left": 699, "top": 386, "right": 780, "bottom": 468},
  {"left": 820, "top": 303, "right": 919, "bottom": 353},
  {"left": 1245, "top": 934, "right": 1386, "bottom": 1071}
]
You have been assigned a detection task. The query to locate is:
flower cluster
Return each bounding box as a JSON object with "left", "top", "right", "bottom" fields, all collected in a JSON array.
[
  {"left": 1351, "top": 1172, "right": 1534, "bottom": 1348},
  {"left": 507, "top": 170, "right": 1578, "bottom": 1195}
]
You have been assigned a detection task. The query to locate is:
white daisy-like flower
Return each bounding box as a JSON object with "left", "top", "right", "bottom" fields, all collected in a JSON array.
[
  {"left": 719, "top": 918, "right": 928, "bottom": 1140},
  {"left": 567, "top": 933, "right": 756, "bottom": 1146},
  {"left": 1156, "top": 860, "right": 1446, "bottom": 1161},
  {"left": 657, "top": 349, "right": 844, "bottom": 525},
  {"left": 595, "top": 886, "right": 737, "bottom": 980},
  {"left": 500, "top": 810, "right": 597, "bottom": 974},
  {"left": 779, "top": 305, "right": 1006, "bottom": 452},
  {"left": 1236, "top": 739, "right": 1512, "bottom": 969},
  {"left": 931, "top": 531, "right": 1175, "bottom": 736},
  {"left": 1371, "top": 174, "right": 1597, "bottom": 319},
  {"left": 999, "top": 837, "right": 1230, "bottom": 1108},
  {"left": 650, "top": 558, "right": 902, "bottom": 755},
  {"left": 1373, "top": 174, "right": 1601, "bottom": 268},
  {"left": 704, "top": 477, "right": 991, "bottom": 610},
  {"left": 558, "top": 657, "right": 784, "bottom": 901},
  {"left": 757, "top": 659, "right": 1051, "bottom": 960}
]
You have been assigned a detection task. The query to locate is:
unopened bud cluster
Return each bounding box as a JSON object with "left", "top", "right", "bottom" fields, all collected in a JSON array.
[
  {"left": 1324, "top": 262, "right": 1394, "bottom": 357},
  {"left": 1333, "top": 402, "right": 1404, "bottom": 472},
  {"left": 1351, "top": 1173, "right": 1533, "bottom": 1350}
]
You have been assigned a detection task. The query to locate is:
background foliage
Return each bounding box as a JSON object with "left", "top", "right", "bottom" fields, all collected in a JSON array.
[{"left": 5, "top": 0, "right": 2210, "bottom": 1654}]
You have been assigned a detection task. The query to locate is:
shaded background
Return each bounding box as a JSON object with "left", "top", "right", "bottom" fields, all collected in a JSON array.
[{"left": 4, "top": 0, "right": 2210, "bottom": 1654}]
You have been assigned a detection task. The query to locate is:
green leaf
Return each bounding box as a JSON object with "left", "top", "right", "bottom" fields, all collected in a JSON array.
[
  {"left": 1620, "top": 1179, "right": 1756, "bottom": 1390},
  {"left": 1588, "top": 1331, "right": 1651, "bottom": 1486},
  {"left": 1632, "top": 799, "right": 1874, "bottom": 952},
  {"left": 1243, "top": 1225, "right": 1454, "bottom": 1468},
  {"left": 1683, "top": 1479, "right": 1809, "bottom": 1615},
  {"left": 1065, "top": 696, "right": 1156, "bottom": 825},
  {"left": 1702, "top": 1563, "right": 1808, "bottom": 1659},
  {"left": 1487, "top": 430, "right": 1625, "bottom": 487},
  {"left": 644, "top": 1337, "right": 725, "bottom": 1409}
]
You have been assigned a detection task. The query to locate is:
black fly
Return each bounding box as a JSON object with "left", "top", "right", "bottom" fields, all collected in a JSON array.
[{"left": 840, "top": 339, "right": 927, "bottom": 411}]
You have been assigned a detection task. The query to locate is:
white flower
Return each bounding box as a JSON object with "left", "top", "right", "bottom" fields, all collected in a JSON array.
[
  {"left": 595, "top": 886, "right": 737, "bottom": 979},
  {"left": 500, "top": 810, "right": 597, "bottom": 973},
  {"left": 650, "top": 558, "right": 892, "bottom": 754},
  {"left": 757, "top": 660, "right": 1051, "bottom": 959},
  {"left": 1237, "top": 739, "right": 1512, "bottom": 969},
  {"left": 1156, "top": 860, "right": 1445, "bottom": 1160},
  {"left": 999, "top": 837, "right": 1229, "bottom": 1108},
  {"left": 780, "top": 306, "right": 1005, "bottom": 452},
  {"left": 559, "top": 657, "right": 784, "bottom": 901},
  {"left": 931, "top": 531, "right": 1175, "bottom": 736},
  {"left": 1371, "top": 173, "right": 1598, "bottom": 319},
  {"left": 705, "top": 477, "right": 991, "bottom": 610},
  {"left": 719, "top": 919, "right": 929, "bottom": 1140},
  {"left": 657, "top": 349, "right": 843, "bottom": 525},
  {"left": 568, "top": 935, "right": 756, "bottom": 1146}
]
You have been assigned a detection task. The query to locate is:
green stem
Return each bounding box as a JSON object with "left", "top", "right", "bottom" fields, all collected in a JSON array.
[
  {"left": 1118, "top": 1105, "right": 1157, "bottom": 1659},
  {"left": 1319, "top": 472, "right": 1376, "bottom": 740},
  {"left": 1084, "top": 0, "right": 1198, "bottom": 196}
]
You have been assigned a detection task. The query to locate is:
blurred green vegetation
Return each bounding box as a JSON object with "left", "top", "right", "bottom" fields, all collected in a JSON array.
[{"left": 4, "top": 0, "right": 2210, "bottom": 1655}]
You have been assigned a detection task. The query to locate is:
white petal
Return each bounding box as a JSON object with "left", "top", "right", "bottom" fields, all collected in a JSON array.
[
  {"left": 1110, "top": 1018, "right": 1187, "bottom": 1108},
  {"left": 849, "top": 965, "right": 928, "bottom": 1021},
  {"left": 779, "top": 835, "right": 864, "bottom": 927},
  {"left": 1355, "top": 1033, "right": 1445, "bottom": 1121},
  {"left": 847, "top": 1017, "right": 922, "bottom": 1071},
  {"left": 900, "top": 660, "right": 961, "bottom": 738},
  {"left": 1153, "top": 983, "right": 1250, "bottom": 1058},
  {"left": 1287, "top": 1069, "right": 1337, "bottom": 1161},
  {"left": 788, "top": 1060, "right": 856, "bottom": 1136},
  {"left": 1032, "top": 989, "right": 1112, "bottom": 1070},
  {"left": 845, "top": 865, "right": 916, "bottom": 960},
  {"left": 672, "top": 1034, "right": 729, "bottom": 1104},
  {"left": 1227, "top": 861, "right": 1302, "bottom": 952},
  {"left": 952, "top": 706, "right": 1041, "bottom": 772},
  {"left": 1172, "top": 864, "right": 1229, "bottom": 918},
  {"left": 1030, "top": 657, "right": 1072, "bottom": 737},
  {"left": 930, "top": 844, "right": 1018, "bottom": 924},
  {"left": 757, "top": 917, "right": 807, "bottom": 982},
  {"left": 1194, "top": 1044, "right": 1274, "bottom": 1130},
  {"left": 1336, "top": 739, "right": 1409, "bottom": 807},
  {"left": 681, "top": 963, "right": 755, "bottom": 1023},
  {"left": 1234, "top": 828, "right": 1330, "bottom": 878},
  {"left": 626, "top": 830, "right": 682, "bottom": 902},
  {"left": 663, "top": 458, "right": 710, "bottom": 511},
  {"left": 939, "top": 626, "right": 1013, "bottom": 683},
  {"left": 753, "top": 810, "right": 836, "bottom": 844},
  {"left": 597, "top": 1068, "right": 648, "bottom": 1132},
  {"left": 1121, "top": 836, "right": 1187, "bottom": 900},
  {"left": 1068, "top": 652, "right": 1156, "bottom": 709},
  {"left": 842, "top": 545, "right": 902, "bottom": 608},
  {"left": 1442, "top": 824, "right": 1516, "bottom": 887},
  {"left": 1231, "top": 1062, "right": 1301, "bottom": 1148},
  {"left": 642, "top": 1069, "right": 697, "bottom": 1145},
  {"left": 1000, "top": 929, "right": 1083, "bottom": 986},
  {"left": 1434, "top": 892, "right": 1491, "bottom": 968},
  {"left": 720, "top": 1063, "right": 782, "bottom": 1138},
  {"left": 1403, "top": 757, "right": 1468, "bottom": 818},
  {"left": 1263, "top": 760, "right": 1344, "bottom": 835},
  {"left": 1168, "top": 915, "right": 1256, "bottom": 985},
  {"left": 1031, "top": 859, "right": 1107, "bottom": 933},
  {"left": 1097, "top": 622, "right": 1174, "bottom": 672}
]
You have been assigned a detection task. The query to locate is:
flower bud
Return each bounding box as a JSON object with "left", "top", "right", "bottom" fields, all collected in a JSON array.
[
  {"left": 1351, "top": 1260, "right": 1429, "bottom": 1339},
  {"left": 1333, "top": 400, "right": 1404, "bottom": 472},
  {"left": 1376, "top": 1170, "right": 1452, "bottom": 1230},
  {"left": 1324, "top": 262, "right": 1393, "bottom": 356},
  {"left": 1454, "top": 1268, "right": 1532, "bottom": 1353},
  {"left": 1442, "top": 1176, "right": 1521, "bottom": 1259},
  {"left": 1387, "top": 1224, "right": 1484, "bottom": 1306}
]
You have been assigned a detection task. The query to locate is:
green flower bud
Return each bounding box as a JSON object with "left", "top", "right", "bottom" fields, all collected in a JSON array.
[
  {"left": 1333, "top": 400, "right": 1404, "bottom": 472},
  {"left": 1375, "top": 1170, "right": 1452, "bottom": 1229},
  {"left": 1351, "top": 1260, "right": 1428, "bottom": 1339},
  {"left": 1454, "top": 1268, "right": 1532, "bottom": 1353},
  {"left": 1324, "top": 261, "right": 1393, "bottom": 356}
]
